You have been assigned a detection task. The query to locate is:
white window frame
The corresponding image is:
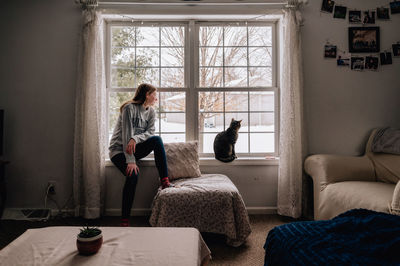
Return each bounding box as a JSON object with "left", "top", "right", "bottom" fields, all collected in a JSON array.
[{"left": 105, "top": 19, "right": 280, "bottom": 158}]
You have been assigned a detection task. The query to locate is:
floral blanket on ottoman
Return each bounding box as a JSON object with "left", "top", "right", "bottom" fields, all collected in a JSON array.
[{"left": 150, "top": 174, "right": 251, "bottom": 247}]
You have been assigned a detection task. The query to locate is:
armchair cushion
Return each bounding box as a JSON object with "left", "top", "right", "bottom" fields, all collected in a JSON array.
[
  {"left": 319, "top": 181, "right": 394, "bottom": 220},
  {"left": 366, "top": 128, "right": 400, "bottom": 184},
  {"left": 390, "top": 182, "right": 400, "bottom": 216}
]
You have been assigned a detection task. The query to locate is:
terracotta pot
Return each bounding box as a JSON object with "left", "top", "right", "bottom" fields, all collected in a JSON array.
[{"left": 76, "top": 233, "right": 103, "bottom": 255}]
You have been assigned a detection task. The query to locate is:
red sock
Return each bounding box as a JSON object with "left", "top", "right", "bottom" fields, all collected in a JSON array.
[{"left": 161, "top": 177, "right": 172, "bottom": 189}]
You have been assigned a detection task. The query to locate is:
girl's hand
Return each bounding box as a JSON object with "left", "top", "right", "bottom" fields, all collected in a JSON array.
[
  {"left": 126, "top": 139, "right": 136, "bottom": 155},
  {"left": 126, "top": 163, "right": 139, "bottom": 176}
]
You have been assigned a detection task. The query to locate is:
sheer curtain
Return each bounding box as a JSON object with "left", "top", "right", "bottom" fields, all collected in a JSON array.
[
  {"left": 73, "top": 9, "right": 107, "bottom": 219},
  {"left": 277, "top": 5, "right": 306, "bottom": 218}
]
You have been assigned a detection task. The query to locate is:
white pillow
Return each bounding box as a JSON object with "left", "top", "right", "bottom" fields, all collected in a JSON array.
[{"left": 164, "top": 141, "right": 201, "bottom": 180}]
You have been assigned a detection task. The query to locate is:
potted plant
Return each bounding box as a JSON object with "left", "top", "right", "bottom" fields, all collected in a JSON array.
[{"left": 76, "top": 226, "right": 103, "bottom": 255}]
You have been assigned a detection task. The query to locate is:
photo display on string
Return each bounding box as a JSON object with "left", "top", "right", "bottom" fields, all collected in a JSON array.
[{"left": 321, "top": 0, "right": 399, "bottom": 71}]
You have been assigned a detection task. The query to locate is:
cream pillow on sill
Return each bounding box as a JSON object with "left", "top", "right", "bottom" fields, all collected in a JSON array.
[{"left": 164, "top": 141, "right": 201, "bottom": 180}]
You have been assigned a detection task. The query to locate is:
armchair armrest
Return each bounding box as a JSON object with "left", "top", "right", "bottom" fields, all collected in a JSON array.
[{"left": 305, "top": 154, "right": 376, "bottom": 189}]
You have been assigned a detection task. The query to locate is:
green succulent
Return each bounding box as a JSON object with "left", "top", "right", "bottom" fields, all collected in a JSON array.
[{"left": 78, "top": 226, "right": 102, "bottom": 238}]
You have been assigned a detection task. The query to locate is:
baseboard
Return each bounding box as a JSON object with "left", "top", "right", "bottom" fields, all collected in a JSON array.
[
  {"left": 3, "top": 207, "right": 277, "bottom": 219},
  {"left": 105, "top": 208, "right": 152, "bottom": 216},
  {"left": 246, "top": 207, "right": 277, "bottom": 214},
  {"left": 105, "top": 207, "right": 277, "bottom": 216}
]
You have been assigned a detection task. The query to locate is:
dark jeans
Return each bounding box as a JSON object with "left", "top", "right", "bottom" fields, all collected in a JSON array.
[{"left": 110, "top": 136, "right": 168, "bottom": 219}]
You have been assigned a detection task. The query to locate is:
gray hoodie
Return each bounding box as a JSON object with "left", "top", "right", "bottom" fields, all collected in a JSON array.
[{"left": 109, "top": 103, "right": 156, "bottom": 163}]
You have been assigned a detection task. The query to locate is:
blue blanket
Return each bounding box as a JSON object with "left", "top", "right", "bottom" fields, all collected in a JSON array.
[{"left": 264, "top": 209, "right": 400, "bottom": 266}]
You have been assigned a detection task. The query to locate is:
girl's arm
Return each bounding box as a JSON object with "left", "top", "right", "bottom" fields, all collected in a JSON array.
[{"left": 121, "top": 106, "right": 137, "bottom": 164}]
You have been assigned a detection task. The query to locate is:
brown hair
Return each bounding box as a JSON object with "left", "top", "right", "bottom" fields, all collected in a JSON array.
[{"left": 120, "top": 83, "right": 157, "bottom": 112}]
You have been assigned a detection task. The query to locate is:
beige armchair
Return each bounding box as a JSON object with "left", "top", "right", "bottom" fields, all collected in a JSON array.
[{"left": 305, "top": 129, "right": 399, "bottom": 220}]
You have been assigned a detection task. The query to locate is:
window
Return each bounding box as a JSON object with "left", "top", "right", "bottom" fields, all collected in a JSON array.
[
  {"left": 108, "top": 23, "right": 187, "bottom": 146},
  {"left": 106, "top": 20, "right": 278, "bottom": 158}
]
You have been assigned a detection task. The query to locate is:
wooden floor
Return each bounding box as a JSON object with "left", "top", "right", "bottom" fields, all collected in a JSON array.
[{"left": 0, "top": 214, "right": 294, "bottom": 266}]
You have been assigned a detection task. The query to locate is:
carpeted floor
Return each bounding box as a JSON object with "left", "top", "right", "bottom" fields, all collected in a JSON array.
[{"left": 0, "top": 214, "right": 294, "bottom": 265}]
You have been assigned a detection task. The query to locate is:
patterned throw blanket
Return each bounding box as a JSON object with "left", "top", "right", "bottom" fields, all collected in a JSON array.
[
  {"left": 150, "top": 174, "right": 252, "bottom": 247},
  {"left": 264, "top": 209, "right": 400, "bottom": 266}
]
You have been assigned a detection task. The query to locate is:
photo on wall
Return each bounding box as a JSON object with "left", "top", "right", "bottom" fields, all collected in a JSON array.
[
  {"left": 337, "top": 51, "right": 351, "bottom": 66},
  {"left": 363, "top": 11, "right": 376, "bottom": 24},
  {"left": 334, "top": 6, "right": 347, "bottom": 19},
  {"left": 365, "top": 56, "right": 379, "bottom": 70},
  {"left": 348, "top": 27, "right": 380, "bottom": 53},
  {"left": 393, "top": 44, "right": 400, "bottom": 56},
  {"left": 377, "top": 7, "right": 390, "bottom": 20},
  {"left": 351, "top": 57, "right": 365, "bottom": 71},
  {"left": 324, "top": 45, "right": 337, "bottom": 58},
  {"left": 349, "top": 10, "right": 362, "bottom": 23},
  {"left": 321, "top": 0, "right": 335, "bottom": 13},
  {"left": 390, "top": 1, "right": 400, "bottom": 14},
  {"left": 380, "top": 52, "right": 393, "bottom": 65}
]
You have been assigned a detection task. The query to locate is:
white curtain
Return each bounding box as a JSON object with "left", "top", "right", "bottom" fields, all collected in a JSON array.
[
  {"left": 73, "top": 9, "right": 106, "bottom": 219},
  {"left": 277, "top": 7, "right": 306, "bottom": 218}
]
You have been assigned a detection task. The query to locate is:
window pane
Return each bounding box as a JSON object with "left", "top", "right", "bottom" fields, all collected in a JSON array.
[
  {"left": 249, "top": 67, "right": 272, "bottom": 87},
  {"left": 199, "top": 26, "right": 223, "bottom": 46},
  {"left": 200, "top": 133, "right": 217, "bottom": 153},
  {"left": 161, "top": 48, "right": 184, "bottom": 66},
  {"left": 199, "top": 67, "right": 223, "bottom": 87},
  {"left": 136, "top": 27, "right": 159, "bottom": 46},
  {"left": 109, "top": 91, "right": 135, "bottom": 136},
  {"left": 225, "top": 92, "right": 248, "bottom": 111},
  {"left": 112, "top": 26, "right": 135, "bottom": 47},
  {"left": 250, "top": 113, "right": 274, "bottom": 132},
  {"left": 225, "top": 67, "right": 247, "bottom": 87},
  {"left": 136, "top": 68, "right": 159, "bottom": 87},
  {"left": 160, "top": 92, "right": 185, "bottom": 111},
  {"left": 160, "top": 113, "right": 185, "bottom": 132},
  {"left": 137, "top": 48, "right": 159, "bottom": 66},
  {"left": 199, "top": 113, "right": 223, "bottom": 132},
  {"left": 248, "top": 26, "right": 272, "bottom": 46},
  {"left": 249, "top": 47, "right": 272, "bottom": 66},
  {"left": 225, "top": 113, "right": 248, "bottom": 132},
  {"left": 199, "top": 47, "right": 223, "bottom": 67},
  {"left": 235, "top": 133, "right": 248, "bottom": 153},
  {"left": 111, "top": 68, "right": 135, "bottom": 88},
  {"left": 199, "top": 92, "right": 223, "bottom": 112},
  {"left": 250, "top": 92, "right": 274, "bottom": 111},
  {"left": 161, "top": 68, "right": 184, "bottom": 87},
  {"left": 112, "top": 48, "right": 135, "bottom": 67},
  {"left": 250, "top": 133, "right": 274, "bottom": 152},
  {"left": 161, "top": 27, "right": 185, "bottom": 46},
  {"left": 224, "top": 27, "right": 247, "bottom": 46},
  {"left": 224, "top": 47, "right": 247, "bottom": 66},
  {"left": 161, "top": 133, "right": 185, "bottom": 143}
]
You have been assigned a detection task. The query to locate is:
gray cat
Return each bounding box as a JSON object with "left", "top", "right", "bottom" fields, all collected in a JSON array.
[{"left": 213, "top": 119, "right": 242, "bottom": 163}]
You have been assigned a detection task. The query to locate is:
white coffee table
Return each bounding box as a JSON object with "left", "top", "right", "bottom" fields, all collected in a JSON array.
[{"left": 0, "top": 226, "right": 211, "bottom": 266}]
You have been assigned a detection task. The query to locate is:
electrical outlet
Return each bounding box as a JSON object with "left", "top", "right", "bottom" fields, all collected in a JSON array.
[{"left": 47, "top": 181, "right": 56, "bottom": 195}]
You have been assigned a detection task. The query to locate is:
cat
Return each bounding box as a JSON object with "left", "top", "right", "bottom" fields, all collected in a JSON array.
[{"left": 213, "top": 118, "right": 242, "bottom": 163}]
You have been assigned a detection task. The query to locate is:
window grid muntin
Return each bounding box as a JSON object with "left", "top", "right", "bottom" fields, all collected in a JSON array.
[
  {"left": 108, "top": 22, "right": 187, "bottom": 146},
  {"left": 196, "top": 21, "right": 276, "bottom": 155},
  {"left": 106, "top": 20, "right": 278, "bottom": 157}
]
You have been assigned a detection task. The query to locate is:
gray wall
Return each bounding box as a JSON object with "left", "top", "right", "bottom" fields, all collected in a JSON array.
[
  {"left": 0, "top": 0, "right": 399, "bottom": 214},
  {"left": 303, "top": 0, "right": 400, "bottom": 156}
]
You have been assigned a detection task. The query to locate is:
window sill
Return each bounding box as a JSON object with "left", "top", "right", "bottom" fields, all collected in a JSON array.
[{"left": 106, "top": 157, "right": 279, "bottom": 167}]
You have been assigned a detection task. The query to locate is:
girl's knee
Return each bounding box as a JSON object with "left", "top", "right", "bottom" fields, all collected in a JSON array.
[{"left": 150, "top": 135, "right": 163, "bottom": 146}]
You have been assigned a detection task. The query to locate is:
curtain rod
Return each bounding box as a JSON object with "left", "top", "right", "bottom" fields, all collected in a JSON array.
[{"left": 98, "top": 1, "right": 289, "bottom": 6}]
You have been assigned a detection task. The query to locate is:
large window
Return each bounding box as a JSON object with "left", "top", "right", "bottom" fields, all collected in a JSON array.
[{"left": 107, "top": 20, "right": 278, "bottom": 157}]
